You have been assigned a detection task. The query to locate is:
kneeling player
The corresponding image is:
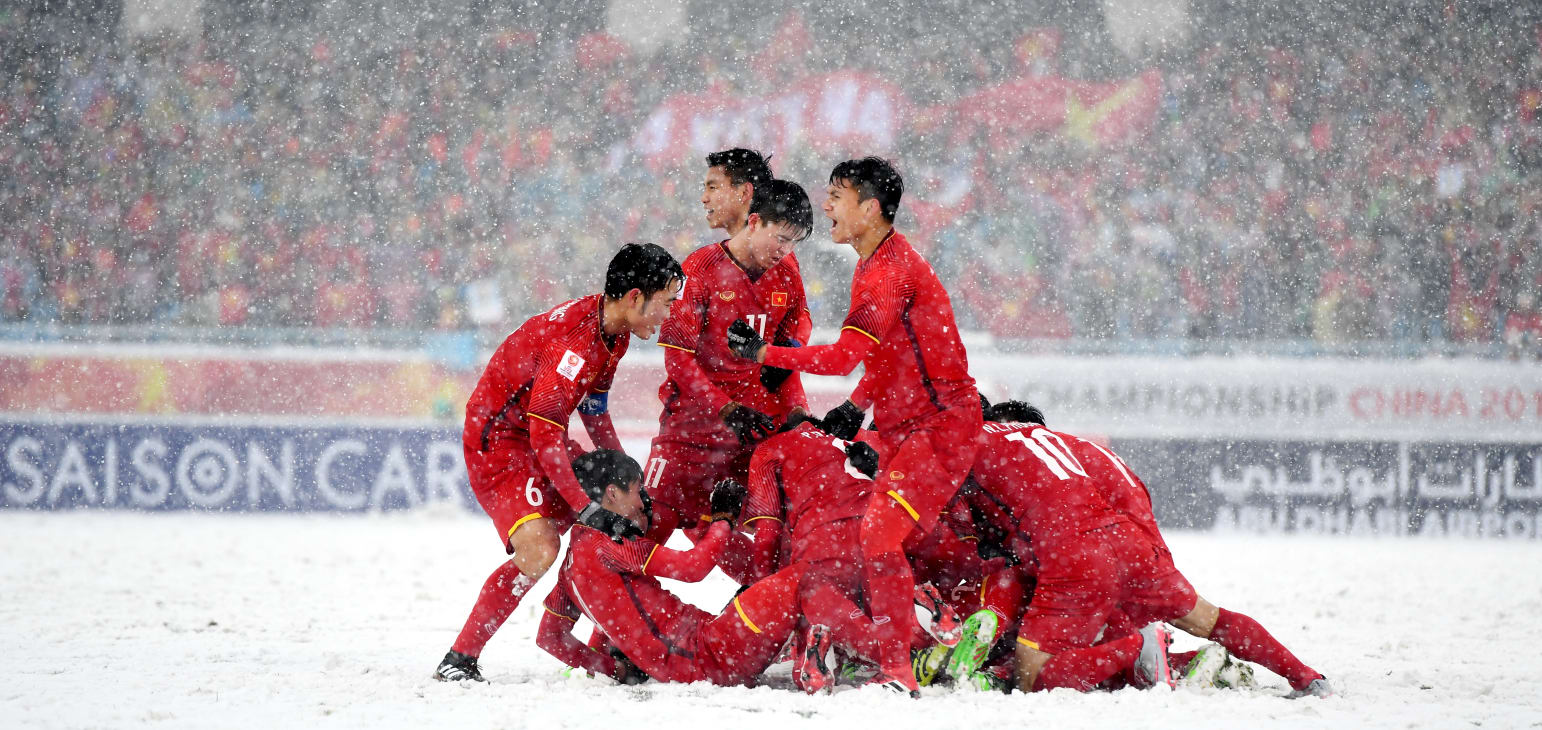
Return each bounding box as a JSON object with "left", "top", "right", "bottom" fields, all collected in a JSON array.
[
  {"left": 738, "top": 418, "right": 959, "bottom": 693},
  {"left": 536, "top": 449, "right": 806, "bottom": 687},
  {"left": 975, "top": 401, "right": 1333, "bottom": 698}
]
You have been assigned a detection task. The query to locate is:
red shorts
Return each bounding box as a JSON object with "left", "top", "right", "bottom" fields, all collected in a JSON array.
[
  {"left": 872, "top": 406, "right": 982, "bottom": 534},
  {"left": 463, "top": 440, "right": 580, "bottom": 552},
  {"left": 643, "top": 436, "right": 750, "bottom": 533},
  {"left": 1016, "top": 522, "right": 1196, "bottom": 655}
]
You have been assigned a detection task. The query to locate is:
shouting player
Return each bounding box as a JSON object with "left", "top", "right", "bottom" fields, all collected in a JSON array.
[
  {"left": 433, "top": 244, "right": 683, "bottom": 682},
  {"left": 971, "top": 401, "right": 1333, "bottom": 698},
  {"left": 647, "top": 173, "right": 815, "bottom": 542},
  {"left": 726, "top": 157, "right": 981, "bottom": 694},
  {"left": 536, "top": 449, "right": 807, "bottom": 686}
]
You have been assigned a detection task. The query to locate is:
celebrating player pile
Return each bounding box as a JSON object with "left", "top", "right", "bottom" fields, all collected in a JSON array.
[{"left": 432, "top": 150, "right": 1334, "bottom": 701}]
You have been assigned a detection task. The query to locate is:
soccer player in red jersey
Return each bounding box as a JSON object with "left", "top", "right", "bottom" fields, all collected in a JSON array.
[
  {"left": 536, "top": 450, "right": 806, "bottom": 686},
  {"left": 726, "top": 157, "right": 981, "bottom": 693},
  {"left": 972, "top": 401, "right": 1332, "bottom": 698},
  {"left": 738, "top": 419, "right": 959, "bottom": 693},
  {"left": 432, "top": 244, "right": 683, "bottom": 683},
  {"left": 648, "top": 169, "right": 815, "bottom": 541}
]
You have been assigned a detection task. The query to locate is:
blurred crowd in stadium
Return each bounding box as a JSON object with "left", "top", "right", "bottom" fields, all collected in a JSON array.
[{"left": 2, "top": 1, "right": 1540, "bottom": 357}]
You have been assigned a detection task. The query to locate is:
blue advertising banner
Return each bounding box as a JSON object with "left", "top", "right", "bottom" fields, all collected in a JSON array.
[
  {"left": 1113, "top": 438, "right": 1542, "bottom": 539},
  {"left": 0, "top": 420, "right": 474, "bottom": 512}
]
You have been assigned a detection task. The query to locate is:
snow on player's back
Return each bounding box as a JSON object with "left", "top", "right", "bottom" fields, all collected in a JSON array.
[{"left": 970, "top": 421, "right": 1124, "bottom": 543}]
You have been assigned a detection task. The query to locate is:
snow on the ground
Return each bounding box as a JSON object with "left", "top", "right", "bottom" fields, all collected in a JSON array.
[{"left": 2, "top": 511, "right": 1539, "bottom": 730}]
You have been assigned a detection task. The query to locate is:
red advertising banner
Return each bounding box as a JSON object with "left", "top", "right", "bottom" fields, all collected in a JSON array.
[
  {"left": 631, "top": 68, "right": 1162, "bottom": 167},
  {"left": 632, "top": 71, "right": 910, "bottom": 166}
]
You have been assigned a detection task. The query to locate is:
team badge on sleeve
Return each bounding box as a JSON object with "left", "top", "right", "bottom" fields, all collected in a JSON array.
[{"left": 557, "top": 350, "right": 586, "bottom": 381}]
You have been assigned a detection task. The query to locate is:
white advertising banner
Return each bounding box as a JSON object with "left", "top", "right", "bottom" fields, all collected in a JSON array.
[{"left": 969, "top": 355, "right": 1542, "bottom": 443}]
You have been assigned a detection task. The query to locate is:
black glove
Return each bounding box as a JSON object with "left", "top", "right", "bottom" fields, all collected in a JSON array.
[
  {"left": 609, "top": 647, "right": 651, "bottom": 685},
  {"left": 709, "top": 478, "right": 748, "bottom": 523},
  {"left": 759, "top": 337, "right": 801, "bottom": 392},
  {"left": 820, "top": 400, "right": 864, "bottom": 440},
  {"left": 726, "top": 319, "right": 766, "bottom": 360},
  {"left": 844, "top": 440, "right": 880, "bottom": 479},
  {"left": 576, "top": 503, "right": 644, "bottom": 543},
  {"left": 721, "top": 402, "right": 775, "bottom": 445}
]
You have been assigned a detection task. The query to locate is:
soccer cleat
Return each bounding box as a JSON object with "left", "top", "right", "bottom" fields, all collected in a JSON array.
[
  {"left": 944, "top": 609, "right": 1000, "bottom": 681},
  {"left": 868, "top": 667, "right": 922, "bottom": 698},
  {"left": 1216, "top": 656, "right": 1257, "bottom": 689},
  {"left": 913, "top": 583, "right": 962, "bottom": 648},
  {"left": 433, "top": 650, "right": 486, "bottom": 683},
  {"left": 1287, "top": 676, "right": 1335, "bottom": 699},
  {"left": 912, "top": 644, "right": 951, "bottom": 687},
  {"left": 958, "top": 668, "right": 1009, "bottom": 693},
  {"left": 1133, "top": 623, "right": 1176, "bottom": 689},
  {"left": 1178, "top": 643, "right": 1229, "bottom": 689},
  {"left": 794, "top": 625, "right": 836, "bottom": 695}
]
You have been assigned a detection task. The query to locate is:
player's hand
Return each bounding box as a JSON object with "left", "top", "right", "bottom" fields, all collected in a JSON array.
[
  {"left": 844, "top": 440, "right": 880, "bottom": 479},
  {"left": 759, "top": 337, "right": 801, "bottom": 391},
  {"left": 726, "top": 320, "right": 766, "bottom": 361},
  {"left": 576, "top": 503, "right": 645, "bottom": 543},
  {"left": 820, "top": 400, "right": 864, "bottom": 440},
  {"left": 721, "top": 402, "right": 775, "bottom": 445},
  {"left": 609, "top": 647, "right": 651, "bottom": 685},
  {"left": 709, "top": 478, "right": 748, "bottom": 524}
]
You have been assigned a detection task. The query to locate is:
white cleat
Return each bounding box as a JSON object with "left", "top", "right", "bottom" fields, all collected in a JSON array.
[
  {"left": 1287, "top": 677, "right": 1335, "bottom": 699},
  {"left": 1135, "top": 623, "right": 1176, "bottom": 689}
]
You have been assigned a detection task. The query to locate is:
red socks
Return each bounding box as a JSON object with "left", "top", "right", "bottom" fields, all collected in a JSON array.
[
  {"left": 1033, "top": 634, "right": 1143, "bottom": 691},
  {"left": 1209, "top": 608, "right": 1320, "bottom": 690},
  {"left": 860, "top": 502, "right": 919, "bottom": 675},
  {"left": 450, "top": 561, "right": 536, "bottom": 657}
]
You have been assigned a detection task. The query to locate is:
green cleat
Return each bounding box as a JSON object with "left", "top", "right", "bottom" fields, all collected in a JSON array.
[
  {"left": 958, "top": 669, "right": 1009, "bottom": 693},
  {"left": 1179, "top": 643, "right": 1229, "bottom": 688},
  {"left": 944, "top": 609, "right": 1000, "bottom": 681},
  {"left": 1216, "top": 656, "right": 1257, "bottom": 689},
  {"left": 912, "top": 644, "right": 951, "bottom": 687}
]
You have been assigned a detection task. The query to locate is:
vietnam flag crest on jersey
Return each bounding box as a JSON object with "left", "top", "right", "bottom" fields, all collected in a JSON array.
[{"left": 771, "top": 292, "right": 788, "bottom": 307}]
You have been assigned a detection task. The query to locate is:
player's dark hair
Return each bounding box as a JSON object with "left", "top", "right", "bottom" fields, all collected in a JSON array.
[
  {"left": 985, "top": 400, "right": 1047, "bottom": 426},
  {"left": 830, "top": 156, "right": 903, "bottom": 224},
  {"left": 604, "top": 243, "right": 683, "bottom": 300},
  {"left": 979, "top": 393, "right": 992, "bottom": 417},
  {"left": 706, "top": 148, "right": 773, "bottom": 187},
  {"left": 749, "top": 179, "right": 813, "bottom": 242},
  {"left": 572, "top": 449, "right": 644, "bottom": 502}
]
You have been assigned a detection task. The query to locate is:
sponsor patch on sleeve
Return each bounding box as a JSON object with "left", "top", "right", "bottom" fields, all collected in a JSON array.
[{"left": 556, "top": 350, "right": 585, "bottom": 381}]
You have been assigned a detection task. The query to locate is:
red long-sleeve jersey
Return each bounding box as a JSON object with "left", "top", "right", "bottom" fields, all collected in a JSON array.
[
  {"left": 968, "top": 422, "right": 1125, "bottom": 546},
  {"left": 761, "top": 230, "right": 975, "bottom": 433},
  {"left": 539, "top": 522, "right": 729, "bottom": 683},
  {"left": 657, "top": 243, "right": 811, "bottom": 443},
  {"left": 741, "top": 422, "right": 875, "bottom": 568},
  {"left": 462, "top": 294, "right": 626, "bottom": 510}
]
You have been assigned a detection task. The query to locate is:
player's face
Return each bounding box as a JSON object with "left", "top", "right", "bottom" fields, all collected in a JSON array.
[
  {"left": 702, "top": 167, "right": 749, "bottom": 232},
  {"left": 622, "top": 278, "right": 683, "bottom": 339},
  {"left": 604, "top": 479, "right": 651, "bottom": 531},
  {"left": 823, "top": 180, "right": 868, "bottom": 245},
  {"left": 744, "top": 215, "right": 801, "bottom": 271}
]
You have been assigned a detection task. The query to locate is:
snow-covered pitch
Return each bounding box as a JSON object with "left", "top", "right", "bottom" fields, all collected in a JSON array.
[{"left": 4, "top": 511, "right": 1538, "bottom": 729}]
